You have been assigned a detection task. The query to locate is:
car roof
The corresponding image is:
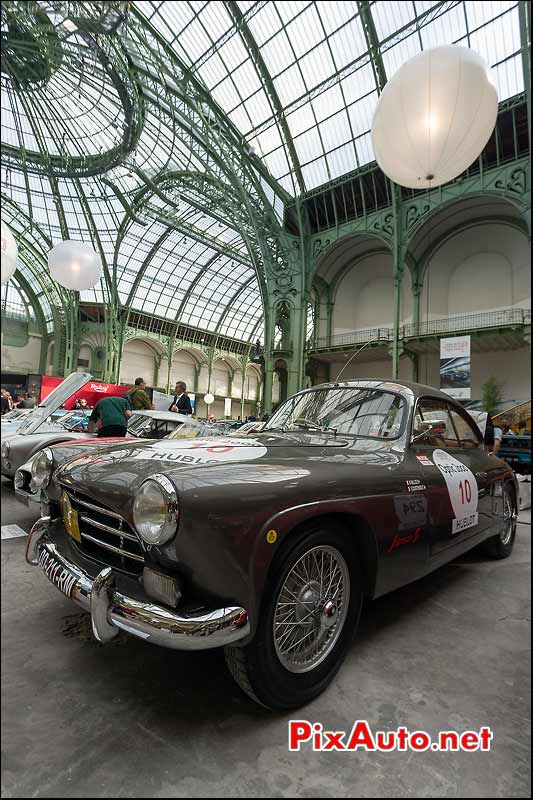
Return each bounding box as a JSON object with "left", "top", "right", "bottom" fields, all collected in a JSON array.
[
  {"left": 130, "top": 410, "right": 200, "bottom": 425},
  {"left": 300, "top": 378, "right": 457, "bottom": 403}
]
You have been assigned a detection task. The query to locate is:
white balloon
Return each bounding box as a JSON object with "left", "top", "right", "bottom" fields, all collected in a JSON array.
[
  {"left": 1, "top": 219, "right": 18, "bottom": 285},
  {"left": 371, "top": 46, "right": 498, "bottom": 189},
  {"left": 48, "top": 240, "right": 102, "bottom": 290},
  {"left": 204, "top": 393, "right": 215, "bottom": 405}
]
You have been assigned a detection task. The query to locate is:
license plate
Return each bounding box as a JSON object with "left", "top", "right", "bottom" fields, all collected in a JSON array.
[
  {"left": 38, "top": 549, "right": 77, "bottom": 599},
  {"left": 61, "top": 492, "right": 81, "bottom": 543}
]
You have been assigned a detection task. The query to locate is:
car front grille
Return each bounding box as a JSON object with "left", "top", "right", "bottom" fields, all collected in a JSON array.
[{"left": 65, "top": 490, "right": 145, "bottom": 575}]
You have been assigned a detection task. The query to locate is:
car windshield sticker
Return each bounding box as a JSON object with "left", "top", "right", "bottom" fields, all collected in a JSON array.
[
  {"left": 432, "top": 449, "right": 479, "bottom": 534},
  {"left": 416, "top": 455, "right": 434, "bottom": 466}
]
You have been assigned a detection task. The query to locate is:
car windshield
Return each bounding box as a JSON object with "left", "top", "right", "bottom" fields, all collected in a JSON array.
[
  {"left": 264, "top": 387, "right": 406, "bottom": 439},
  {"left": 58, "top": 411, "right": 88, "bottom": 431},
  {"left": 128, "top": 415, "right": 190, "bottom": 438}
]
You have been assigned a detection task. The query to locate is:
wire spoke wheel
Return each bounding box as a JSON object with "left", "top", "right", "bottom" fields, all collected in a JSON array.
[
  {"left": 500, "top": 491, "right": 516, "bottom": 545},
  {"left": 273, "top": 545, "right": 350, "bottom": 674}
]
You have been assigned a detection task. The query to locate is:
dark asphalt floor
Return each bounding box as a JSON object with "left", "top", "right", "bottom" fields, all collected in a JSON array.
[{"left": 1, "top": 476, "right": 531, "bottom": 798}]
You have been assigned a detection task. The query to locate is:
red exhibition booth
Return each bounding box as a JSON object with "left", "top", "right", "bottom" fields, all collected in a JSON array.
[{"left": 40, "top": 376, "right": 132, "bottom": 409}]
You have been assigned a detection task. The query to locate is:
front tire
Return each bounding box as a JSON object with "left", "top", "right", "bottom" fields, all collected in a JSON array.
[
  {"left": 481, "top": 483, "right": 518, "bottom": 559},
  {"left": 225, "top": 524, "right": 363, "bottom": 710}
]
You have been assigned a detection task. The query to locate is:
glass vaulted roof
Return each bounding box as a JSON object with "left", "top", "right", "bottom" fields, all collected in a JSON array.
[
  {"left": 0, "top": 1, "right": 524, "bottom": 343},
  {"left": 139, "top": 0, "right": 523, "bottom": 193}
]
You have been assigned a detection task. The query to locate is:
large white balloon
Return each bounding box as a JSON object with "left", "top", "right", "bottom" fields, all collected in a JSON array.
[
  {"left": 48, "top": 240, "right": 102, "bottom": 290},
  {"left": 1, "top": 219, "right": 18, "bottom": 285},
  {"left": 371, "top": 46, "right": 498, "bottom": 189}
]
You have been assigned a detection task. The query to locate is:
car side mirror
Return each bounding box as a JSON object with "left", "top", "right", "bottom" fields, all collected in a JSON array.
[{"left": 411, "top": 421, "right": 440, "bottom": 444}]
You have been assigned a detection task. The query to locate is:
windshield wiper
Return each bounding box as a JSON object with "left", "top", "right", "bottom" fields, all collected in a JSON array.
[{"left": 290, "top": 418, "right": 338, "bottom": 435}]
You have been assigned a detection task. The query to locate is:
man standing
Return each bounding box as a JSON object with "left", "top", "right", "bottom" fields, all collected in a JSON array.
[
  {"left": 18, "top": 392, "right": 36, "bottom": 409},
  {"left": 0, "top": 391, "right": 10, "bottom": 415},
  {"left": 88, "top": 395, "right": 133, "bottom": 438},
  {"left": 169, "top": 381, "right": 193, "bottom": 415},
  {"left": 127, "top": 377, "right": 153, "bottom": 410}
]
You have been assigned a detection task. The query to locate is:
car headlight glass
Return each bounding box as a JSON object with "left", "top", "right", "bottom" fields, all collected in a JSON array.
[
  {"left": 133, "top": 474, "right": 179, "bottom": 545},
  {"left": 29, "top": 448, "right": 53, "bottom": 492},
  {"left": 1, "top": 440, "right": 10, "bottom": 458}
]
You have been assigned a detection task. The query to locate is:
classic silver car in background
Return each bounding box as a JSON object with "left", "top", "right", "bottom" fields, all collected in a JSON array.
[
  {"left": 2, "top": 372, "right": 201, "bottom": 479},
  {"left": 19, "top": 380, "right": 518, "bottom": 710}
]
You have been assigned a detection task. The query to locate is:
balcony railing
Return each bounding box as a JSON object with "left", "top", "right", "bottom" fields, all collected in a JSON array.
[{"left": 310, "top": 307, "right": 531, "bottom": 352}]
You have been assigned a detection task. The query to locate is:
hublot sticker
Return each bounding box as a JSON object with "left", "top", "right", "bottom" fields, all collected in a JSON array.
[{"left": 128, "top": 439, "right": 268, "bottom": 465}]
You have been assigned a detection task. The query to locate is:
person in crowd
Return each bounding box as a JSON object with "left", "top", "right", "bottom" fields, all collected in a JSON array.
[
  {"left": 484, "top": 413, "right": 503, "bottom": 455},
  {"left": 0, "top": 390, "right": 10, "bottom": 415},
  {"left": 18, "top": 392, "right": 36, "bottom": 409},
  {"left": 261, "top": 413, "right": 270, "bottom": 422},
  {"left": 74, "top": 398, "right": 89, "bottom": 410},
  {"left": 169, "top": 381, "right": 193, "bottom": 415},
  {"left": 87, "top": 395, "right": 133, "bottom": 438},
  {"left": 126, "top": 377, "right": 153, "bottom": 410}
]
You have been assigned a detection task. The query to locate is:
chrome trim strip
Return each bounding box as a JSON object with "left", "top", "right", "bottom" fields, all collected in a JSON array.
[
  {"left": 69, "top": 494, "right": 124, "bottom": 520},
  {"left": 80, "top": 532, "right": 145, "bottom": 563},
  {"left": 79, "top": 514, "right": 139, "bottom": 542},
  {"left": 30, "top": 520, "right": 250, "bottom": 651}
]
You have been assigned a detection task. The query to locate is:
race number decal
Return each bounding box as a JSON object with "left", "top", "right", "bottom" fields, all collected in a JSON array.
[{"left": 432, "top": 449, "right": 478, "bottom": 534}]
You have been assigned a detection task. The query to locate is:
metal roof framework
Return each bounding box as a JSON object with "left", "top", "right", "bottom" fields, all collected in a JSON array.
[{"left": 0, "top": 1, "right": 525, "bottom": 345}]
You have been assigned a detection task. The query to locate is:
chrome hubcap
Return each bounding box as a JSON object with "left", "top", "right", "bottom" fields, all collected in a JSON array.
[{"left": 273, "top": 545, "right": 350, "bottom": 674}]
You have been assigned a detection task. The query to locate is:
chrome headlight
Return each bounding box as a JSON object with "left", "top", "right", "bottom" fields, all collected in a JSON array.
[
  {"left": 29, "top": 448, "right": 54, "bottom": 493},
  {"left": 133, "top": 474, "right": 179, "bottom": 545},
  {"left": 1, "top": 440, "right": 10, "bottom": 459}
]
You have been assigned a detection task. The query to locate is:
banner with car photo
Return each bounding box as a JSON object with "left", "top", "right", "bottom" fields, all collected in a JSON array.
[{"left": 439, "top": 335, "right": 471, "bottom": 399}]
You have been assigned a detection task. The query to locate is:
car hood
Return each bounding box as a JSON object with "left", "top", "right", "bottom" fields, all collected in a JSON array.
[
  {"left": 16, "top": 372, "right": 91, "bottom": 436},
  {"left": 9, "top": 430, "right": 92, "bottom": 449},
  {"left": 55, "top": 431, "right": 398, "bottom": 489}
]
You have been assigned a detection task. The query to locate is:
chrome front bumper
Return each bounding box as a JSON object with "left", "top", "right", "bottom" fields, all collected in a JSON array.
[{"left": 26, "top": 517, "right": 250, "bottom": 651}]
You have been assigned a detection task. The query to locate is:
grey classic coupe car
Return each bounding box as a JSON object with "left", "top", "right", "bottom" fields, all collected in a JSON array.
[
  {"left": 19, "top": 380, "right": 518, "bottom": 710},
  {"left": 2, "top": 372, "right": 201, "bottom": 479}
]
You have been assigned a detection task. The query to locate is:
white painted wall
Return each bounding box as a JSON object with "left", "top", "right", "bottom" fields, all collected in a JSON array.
[
  {"left": 326, "top": 356, "right": 414, "bottom": 383},
  {"left": 1, "top": 333, "right": 42, "bottom": 374},
  {"left": 120, "top": 340, "right": 156, "bottom": 385},
  {"left": 244, "top": 369, "right": 259, "bottom": 400},
  {"left": 421, "top": 223, "right": 530, "bottom": 319},
  {"left": 212, "top": 363, "right": 229, "bottom": 396},
  {"left": 331, "top": 251, "right": 413, "bottom": 335},
  {"left": 418, "top": 346, "right": 531, "bottom": 404},
  {"left": 77, "top": 344, "right": 92, "bottom": 371},
  {"left": 160, "top": 350, "right": 198, "bottom": 391},
  {"left": 232, "top": 371, "right": 243, "bottom": 399}
]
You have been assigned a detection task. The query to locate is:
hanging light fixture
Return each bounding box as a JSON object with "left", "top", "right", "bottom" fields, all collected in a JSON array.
[
  {"left": 204, "top": 393, "right": 215, "bottom": 405},
  {"left": 48, "top": 240, "right": 102, "bottom": 290},
  {"left": 1, "top": 219, "right": 18, "bottom": 285},
  {"left": 371, "top": 46, "right": 498, "bottom": 189}
]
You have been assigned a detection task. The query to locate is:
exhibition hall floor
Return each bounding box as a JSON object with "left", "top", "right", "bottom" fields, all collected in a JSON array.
[{"left": 1, "top": 477, "right": 530, "bottom": 798}]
